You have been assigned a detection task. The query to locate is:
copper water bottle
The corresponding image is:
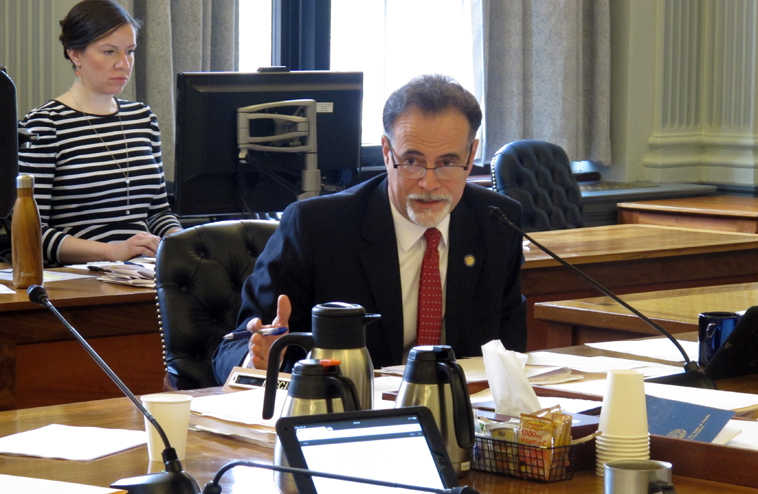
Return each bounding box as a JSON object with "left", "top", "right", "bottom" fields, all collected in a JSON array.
[{"left": 11, "top": 174, "right": 43, "bottom": 288}]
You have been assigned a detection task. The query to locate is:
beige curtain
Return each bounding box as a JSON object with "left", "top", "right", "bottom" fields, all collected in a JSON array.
[
  {"left": 131, "top": 0, "right": 238, "bottom": 179},
  {"left": 473, "top": 0, "right": 611, "bottom": 164}
]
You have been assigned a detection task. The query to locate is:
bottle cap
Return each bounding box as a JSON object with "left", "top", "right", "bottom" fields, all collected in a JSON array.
[{"left": 16, "top": 174, "right": 34, "bottom": 189}]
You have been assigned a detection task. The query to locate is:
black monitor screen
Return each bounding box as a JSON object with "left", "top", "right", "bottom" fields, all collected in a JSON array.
[
  {"left": 174, "top": 71, "right": 363, "bottom": 218},
  {"left": 1, "top": 68, "right": 18, "bottom": 218}
]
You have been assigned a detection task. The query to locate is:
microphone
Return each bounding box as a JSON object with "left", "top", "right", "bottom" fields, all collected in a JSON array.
[
  {"left": 487, "top": 206, "right": 715, "bottom": 389},
  {"left": 27, "top": 285, "right": 200, "bottom": 494},
  {"left": 201, "top": 459, "right": 479, "bottom": 494}
]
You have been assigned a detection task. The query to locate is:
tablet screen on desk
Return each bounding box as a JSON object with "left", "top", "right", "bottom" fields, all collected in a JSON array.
[{"left": 276, "top": 406, "right": 456, "bottom": 493}]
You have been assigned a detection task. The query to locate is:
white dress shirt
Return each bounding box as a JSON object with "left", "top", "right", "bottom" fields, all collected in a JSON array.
[{"left": 388, "top": 200, "right": 450, "bottom": 351}]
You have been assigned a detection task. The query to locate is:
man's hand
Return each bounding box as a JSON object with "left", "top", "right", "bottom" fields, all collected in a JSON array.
[
  {"left": 247, "top": 294, "right": 292, "bottom": 369},
  {"left": 107, "top": 232, "right": 161, "bottom": 261}
]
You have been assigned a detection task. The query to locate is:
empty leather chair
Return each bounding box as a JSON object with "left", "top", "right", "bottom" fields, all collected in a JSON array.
[
  {"left": 155, "top": 219, "right": 278, "bottom": 389},
  {"left": 491, "top": 140, "right": 584, "bottom": 231}
]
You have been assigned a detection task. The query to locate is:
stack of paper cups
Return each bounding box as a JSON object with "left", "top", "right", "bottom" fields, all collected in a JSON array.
[{"left": 596, "top": 369, "right": 650, "bottom": 476}]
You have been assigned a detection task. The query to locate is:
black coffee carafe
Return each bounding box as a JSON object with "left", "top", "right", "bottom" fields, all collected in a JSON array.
[
  {"left": 262, "top": 302, "right": 378, "bottom": 418},
  {"left": 395, "top": 345, "right": 475, "bottom": 475}
]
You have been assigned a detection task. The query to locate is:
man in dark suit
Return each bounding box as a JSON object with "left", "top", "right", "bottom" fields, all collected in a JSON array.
[{"left": 213, "top": 74, "right": 525, "bottom": 383}]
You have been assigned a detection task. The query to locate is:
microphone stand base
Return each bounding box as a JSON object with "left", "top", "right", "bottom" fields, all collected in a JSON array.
[
  {"left": 111, "top": 471, "right": 200, "bottom": 494},
  {"left": 644, "top": 371, "right": 715, "bottom": 389}
]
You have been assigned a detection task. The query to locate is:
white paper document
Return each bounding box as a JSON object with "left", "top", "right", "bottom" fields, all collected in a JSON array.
[
  {"left": 541, "top": 380, "right": 758, "bottom": 413},
  {"left": 527, "top": 351, "right": 683, "bottom": 378},
  {"left": 190, "top": 388, "right": 286, "bottom": 427},
  {"left": 0, "top": 424, "right": 145, "bottom": 460},
  {"left": 585, "top": 338, "right": 700, "bottom": 363},
  {"left": 470, "top": 387, "right": 601, "bottom": 415},
  {"left": 373, "top": 375, "right": 403, "bottom": 409},
  {"left": 0, "top": 283, "right": 14, "bottom": 294},
  {"left": 0, "top": 269, "right": 94, "bottom": 283},
  {"left": 0, "top": 474, "right": 123, "bottom": 494},
  {"left": 720, "top": 419, "right": 758, "bottom": 450}
]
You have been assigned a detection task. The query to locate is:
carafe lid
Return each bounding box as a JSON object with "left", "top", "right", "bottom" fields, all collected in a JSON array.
[
  {"left": 312, "top": 302, "right": 365, "bottom": 318},
  {"left": 407, "top": 344, "right": 456, "bottom": 363},
  {"left": 292, "top": 358, "right": 342, "bottom": 376},
  {"left": 312, "top": 302, "right": 372, "bottom": 349}
]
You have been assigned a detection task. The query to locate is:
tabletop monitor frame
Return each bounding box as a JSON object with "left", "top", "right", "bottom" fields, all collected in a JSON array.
[{"left": 173, "top": 70, "right": 363, "bottom": 219}]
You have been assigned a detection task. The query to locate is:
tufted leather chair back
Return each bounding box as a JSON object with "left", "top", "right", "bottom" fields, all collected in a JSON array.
[
  {"left": 491, "top": 140, "right": 584, "bottom": 231},
  {"left": 155, "top": 219, "right": 279, "bottom": 389}
]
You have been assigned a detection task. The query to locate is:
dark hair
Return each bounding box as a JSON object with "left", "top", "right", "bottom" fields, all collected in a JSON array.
[
  {"left": 59, "top": 0, "right": 141, "bottom": 66},
  {"left": 382, "top": 74, "right": 482, "bottom": 141}
]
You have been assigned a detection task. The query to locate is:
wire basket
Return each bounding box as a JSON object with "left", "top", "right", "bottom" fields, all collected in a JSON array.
[{"left": 472, "top": 434, "right": 575, "bottom": 482}]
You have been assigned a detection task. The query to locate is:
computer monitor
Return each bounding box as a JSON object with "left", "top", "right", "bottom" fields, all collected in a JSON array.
[
  {"left": 174, "top": 70, "right": 363, "bottom": 219},
  {"left": 1, "top": 67, "right": 18, "bottom": 218}
]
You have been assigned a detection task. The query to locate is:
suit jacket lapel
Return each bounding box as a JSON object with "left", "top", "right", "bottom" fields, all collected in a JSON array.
[
  {"left": 359, "top": 179, "right": 404, "bottom": 364},
  {"left": 446, "top": 191, "right": 482, "bottom": 345}
]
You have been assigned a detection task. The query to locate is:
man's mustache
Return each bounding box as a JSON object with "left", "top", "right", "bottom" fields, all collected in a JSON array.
[{"left": 408, "top": 193, "right": 451, "bottom": 203}]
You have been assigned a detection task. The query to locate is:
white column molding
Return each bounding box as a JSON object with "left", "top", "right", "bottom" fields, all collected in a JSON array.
[{"left": 643, "top": 0, "right": 758, "bottom": 186}]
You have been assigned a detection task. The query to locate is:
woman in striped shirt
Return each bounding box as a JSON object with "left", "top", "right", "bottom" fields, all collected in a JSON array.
[{"left": 18, "top": 0, "right": 181, "bottom": 265}]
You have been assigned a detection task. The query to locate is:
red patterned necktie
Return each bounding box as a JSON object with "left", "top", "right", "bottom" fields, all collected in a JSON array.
[{"left": 416, "top": 228, "right": 442, "bottom": 346}]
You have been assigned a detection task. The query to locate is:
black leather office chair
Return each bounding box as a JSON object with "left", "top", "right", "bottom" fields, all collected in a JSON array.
[
  {"left": 491, "top": 140, "right": 584, "bottom": 231},
  {"left": 155, "top": 219, "right": 278, "bottom": 389}
]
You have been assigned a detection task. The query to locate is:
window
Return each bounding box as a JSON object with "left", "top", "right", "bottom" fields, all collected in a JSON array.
[
  {"left": 238, "top": 0, "right": 273, "bottom": 72},
  {"left": 238, "top": 0, "right": 476, "bottom": 146},
  {"left": 330, "top": 0, "right": 475, "bottom": 145}
]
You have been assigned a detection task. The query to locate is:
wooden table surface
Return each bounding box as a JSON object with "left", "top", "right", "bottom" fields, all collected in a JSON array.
[
  {"left": 521, "top": 224, "right": 758, "bottom": 349},
  {"left": 4, "top": 224, "right": 758, "bottom": 409},
  {"left": 0, "top": 268, "right": 164, "bottom": 410},
  {"left": 533, "top": 282, "right": 758, "bottom": 346},
  {"left": 1, "top": 389, "right": 756, "bottom": 493},
  {"left": 618, "top": 194, "right": 758, "bottom": 233}
]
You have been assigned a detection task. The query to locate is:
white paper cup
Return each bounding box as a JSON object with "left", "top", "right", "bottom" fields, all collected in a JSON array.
[
  {"left": 141, "top": 393, "right": 192, "bottom": 461},
  {"left": 599, "top": 370, "right": 647, "bottom": 438}
]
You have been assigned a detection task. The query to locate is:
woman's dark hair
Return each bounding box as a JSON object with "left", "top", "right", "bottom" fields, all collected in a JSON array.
[
  {"left": 382, "top": 74, "right": 482, "bottom": 141},
  {"left": 59, "top": 0, "right": 141, "bottom": 67}
]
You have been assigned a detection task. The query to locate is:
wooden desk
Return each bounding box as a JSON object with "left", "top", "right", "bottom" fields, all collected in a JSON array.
[
  {"left": 0, "top": 392, "right": 755, "bottom": 493},
  {"left": 0, "top": 270, "right": 164, "bottom": 410},
  {"left": 532, "top": 282, "right": 758, "bottom": 347},
  {"left": 618, "top": 194, "right": 758, "bottom": 233},
  {"left": 522, "top": 224, "right": 758, "bottom": 349}
]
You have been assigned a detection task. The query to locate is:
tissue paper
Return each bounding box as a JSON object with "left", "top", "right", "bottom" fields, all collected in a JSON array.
[{"left": 482, "top": 339, "right": 541, "bottom": 416}]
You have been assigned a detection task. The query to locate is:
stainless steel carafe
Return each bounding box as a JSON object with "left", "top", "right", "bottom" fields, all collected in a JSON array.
[
  {"left": 272, "top": 358, "right": 360, "bottom": 494},
  {"left": 262, "top": 301, "right": 378, "bottom": 417},
  {"left": 395, "top": 345, "right": 475, "bottom": 475}
]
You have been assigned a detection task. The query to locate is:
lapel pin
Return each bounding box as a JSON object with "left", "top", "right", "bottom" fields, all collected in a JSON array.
[{"left": 464, "top": 254, "right": 476, "bottom": 267}]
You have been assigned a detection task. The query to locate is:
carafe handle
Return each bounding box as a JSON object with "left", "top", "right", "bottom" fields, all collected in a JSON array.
[
  {"left": 262, "top": 333, "right": 314, "bottom": 419},
  {"left": 439, "top": 361, "right": 475, "bottom": 449},
  {"left": 327, "top": 374, "right": 360, "bottom": 412}
]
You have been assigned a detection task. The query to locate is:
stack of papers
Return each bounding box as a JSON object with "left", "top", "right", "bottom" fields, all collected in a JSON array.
[
  {"left": 0, "top": 424, "right": 145, "bottom": 460},
  {"left": 378, "top": 356, "right": 584, "bottom": 386},
  {"left": 585, "top": 338, "right": 700, "bottom": 364},
  {"left": 0, "top": 474, "right": 125, "bottom": 493},
  {"left": 189, "top": 388, "right": 287, "bottom": 446},
  {"left": 86, "top": 260, "right": 155, "bottom": 288}
]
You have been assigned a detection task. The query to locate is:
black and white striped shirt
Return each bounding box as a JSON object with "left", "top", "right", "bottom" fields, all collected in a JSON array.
[{"left": 18, "top": 99, "right": 181, "bottom": 264}]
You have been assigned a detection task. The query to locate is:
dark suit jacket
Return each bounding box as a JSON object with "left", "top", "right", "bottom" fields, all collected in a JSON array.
[{"left": 212, "top": 174, "right": 526, "bottom": 383}]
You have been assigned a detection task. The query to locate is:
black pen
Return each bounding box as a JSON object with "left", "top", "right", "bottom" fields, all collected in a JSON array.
[{"left": 222, "top": 326, "right": 287, "bottom": 341}]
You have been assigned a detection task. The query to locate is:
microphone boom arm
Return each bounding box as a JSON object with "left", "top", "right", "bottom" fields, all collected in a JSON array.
[
  {"left": 203, "top": 459, "right": 476, "bottom": 494},
  {"left": 487, "top": 206, "right": 696, "bottom": 369},
  {"left": 33, "top": 290, "right": 173, "bottom": 449}
]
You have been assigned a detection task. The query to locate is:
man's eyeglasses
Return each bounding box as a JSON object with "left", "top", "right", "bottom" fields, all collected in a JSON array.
[{"left": 386, "top": 138, "right": 472, "bottom": 180}]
